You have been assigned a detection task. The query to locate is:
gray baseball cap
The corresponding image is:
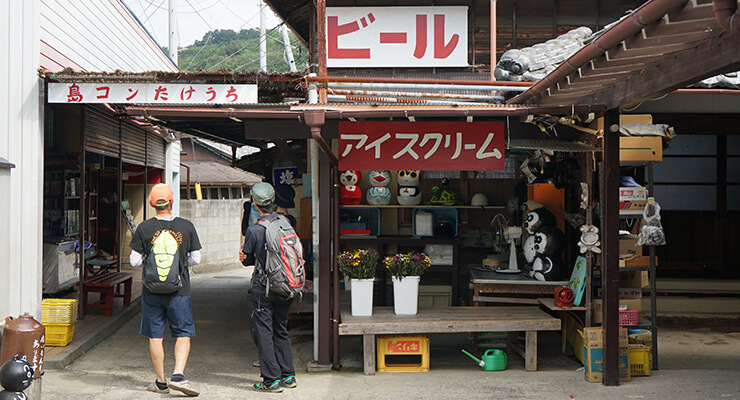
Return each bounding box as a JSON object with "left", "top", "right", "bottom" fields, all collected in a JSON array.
[{"left": 251, "top": 182, "right": 275, "bottom": 207}]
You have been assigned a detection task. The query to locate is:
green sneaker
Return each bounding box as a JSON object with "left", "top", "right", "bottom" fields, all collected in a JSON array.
[
  {"left": 253, "top": 380, "right": 283, "bottom": 393},
  {"left": 280, "top": 376, "right": 297, "bottom": 388}
]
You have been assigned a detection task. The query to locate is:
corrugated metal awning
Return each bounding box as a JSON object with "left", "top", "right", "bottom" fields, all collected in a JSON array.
[{"left": 509, "top": 0, "right": 740, "bottom": 109}]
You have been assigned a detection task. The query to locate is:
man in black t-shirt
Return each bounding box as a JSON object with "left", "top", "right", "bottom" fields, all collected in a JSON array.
[{"left": 130, "top": 184, "right": 202, "bottom": 396}]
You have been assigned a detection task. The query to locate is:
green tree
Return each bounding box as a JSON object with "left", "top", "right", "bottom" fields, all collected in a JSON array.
[{"left": 178, "top": 28, "right": 308, "bottom": 72}]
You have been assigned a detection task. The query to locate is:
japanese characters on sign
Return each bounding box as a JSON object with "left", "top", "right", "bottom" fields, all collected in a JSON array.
[
  {"left": 386, "top": 340, "right": 421, "bottom": 354},
  {"left": 48, "top": 83, "right": 258, "bottom": 104},
  {"left": 338, "top": 121, "right": 505, "bottom": 171},
  {"left": 327, "top": 6, "right": 468, "bottom": 68}
]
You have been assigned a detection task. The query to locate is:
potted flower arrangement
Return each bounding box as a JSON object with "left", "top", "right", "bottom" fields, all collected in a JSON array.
[
  {"left": 383, "top": 251, "right": 431, "bottom": 315},
  {"left": 337, "top": 248, "right": 381, "bottom": 316}
]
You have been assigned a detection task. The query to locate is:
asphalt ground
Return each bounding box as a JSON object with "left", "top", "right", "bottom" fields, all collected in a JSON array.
[{"left": 40, "top": 266, "right": 740, "bottom": 400}]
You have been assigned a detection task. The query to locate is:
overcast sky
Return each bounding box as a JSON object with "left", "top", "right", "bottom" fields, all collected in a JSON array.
[{"left": 123, "top": 0, "right": 282, "bottom": 48}]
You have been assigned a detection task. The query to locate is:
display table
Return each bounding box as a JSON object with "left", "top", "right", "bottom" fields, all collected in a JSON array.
[
  {"left": 469, "top": 267, "right": 569, "bottom": 305},
  {"left": 338, "top": 305, "right": 560, "bottom": 374}
]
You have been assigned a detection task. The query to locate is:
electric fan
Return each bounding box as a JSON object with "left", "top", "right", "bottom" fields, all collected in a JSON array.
[{"left": 490, "top": 214, "right": 523, "bottom": 273}]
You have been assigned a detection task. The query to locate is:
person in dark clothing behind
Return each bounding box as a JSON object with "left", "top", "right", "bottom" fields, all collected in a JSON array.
[
  {"left": 274, "top": 183, "right": 297, "bottom": 228},
  {"left": 239, "top": 182, "right": 297, "bottom": 393}
]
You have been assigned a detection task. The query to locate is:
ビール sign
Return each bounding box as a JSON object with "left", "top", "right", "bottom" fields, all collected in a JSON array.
[
  {"left": 338, "top": 121, "right": 505, "bottom": 171},
  {"left": 327, "top": 6, "right": 468, "bottom": 68}
]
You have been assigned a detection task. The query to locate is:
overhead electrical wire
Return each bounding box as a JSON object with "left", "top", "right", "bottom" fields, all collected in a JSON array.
[
  {"left": 186, "top": 2, "right": 267, "bottom": 69},
  {"left": 208, "top": 24, "right": 281, "bottom": 69}
]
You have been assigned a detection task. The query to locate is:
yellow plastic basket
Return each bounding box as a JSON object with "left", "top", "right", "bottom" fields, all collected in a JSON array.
[
  {"left": 629, "top": 344, "right": 651, "bottom": 376},
  {"left": 42, "top": 298, "right": 78, "bottom": 324},
  {"left": 45, "top": 322, "right": 75, "bottom": 347}
]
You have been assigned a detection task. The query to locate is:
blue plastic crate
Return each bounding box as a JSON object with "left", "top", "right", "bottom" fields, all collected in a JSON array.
[
  {"left": 340, "top": 207, "right": 380, "bottom": 237},
  {"left": 413, "top": 208, "right": 458, "bottom": 237}
]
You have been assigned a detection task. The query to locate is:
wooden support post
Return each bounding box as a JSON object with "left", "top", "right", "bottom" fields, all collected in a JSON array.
[
  {"left": 363, "top": 334, "right": 376, "bottom": 375},
  {"left": 602, "top": 109, "right": 621, "bottom": 386}
]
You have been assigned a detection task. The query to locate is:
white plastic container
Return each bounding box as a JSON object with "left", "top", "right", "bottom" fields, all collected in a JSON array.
[
  {"left": 350, "top": 279, "right": 374, "bottom": 316},
  {"left": 392, "top": 276, "right": 420, "bottom": 315}
]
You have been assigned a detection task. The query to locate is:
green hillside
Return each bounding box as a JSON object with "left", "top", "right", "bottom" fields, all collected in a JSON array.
[{"left": 171, "top": 27, "right": 309, "bottom": 73}]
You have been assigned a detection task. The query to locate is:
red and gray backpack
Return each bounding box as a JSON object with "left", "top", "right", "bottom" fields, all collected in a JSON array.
[{"left": 258, "top": 214, "right": 306, "bottom": 299}]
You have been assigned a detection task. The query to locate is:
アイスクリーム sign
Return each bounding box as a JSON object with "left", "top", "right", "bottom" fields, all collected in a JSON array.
[{"left": 338, "top": 121, "right": 505, "bottom": 171}]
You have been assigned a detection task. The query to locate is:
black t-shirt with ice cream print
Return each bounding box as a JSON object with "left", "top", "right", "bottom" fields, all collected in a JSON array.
[{"left": 130, "top": 216, "right": 201, "bottom": 296}]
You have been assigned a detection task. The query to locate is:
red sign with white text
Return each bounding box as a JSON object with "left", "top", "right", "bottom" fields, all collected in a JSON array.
[{"left": 338, "top": 121, "right": 505, "bottom": 171}]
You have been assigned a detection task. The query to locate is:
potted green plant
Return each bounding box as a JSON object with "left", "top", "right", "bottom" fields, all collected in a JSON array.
[
  {"left": 338, "top": 248, "right": 381, "bottom": 316},
  {"left": 383, "top": 251, "right": 431, "bottom": 315}
]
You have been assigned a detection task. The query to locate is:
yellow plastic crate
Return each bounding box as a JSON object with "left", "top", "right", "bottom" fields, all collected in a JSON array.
[
  {"left": 376, "top": 335, "right": 430, "bottom": 373},
  {"left": 42, "top": 298, "right": 78, "bottom": 324},
  {"left": 629, "top": 333, "right": 653, "bottom": 350},
  {"left": 629, "top": 344, "right": 651, "bottom": 376},
  {"left": 45, "top": 322, "right": 75, "bottom": 347}
]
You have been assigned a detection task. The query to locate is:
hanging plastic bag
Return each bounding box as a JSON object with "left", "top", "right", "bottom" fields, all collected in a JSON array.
[{"left": 637, "top": 198, "right": 666, "bottom": 245}]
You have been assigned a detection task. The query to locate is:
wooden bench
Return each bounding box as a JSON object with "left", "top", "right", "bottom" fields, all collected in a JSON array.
[
  {"left": 339, "top": 306, "right": 561, "bottom": 375},
  {"left": 81, "top": 272, "right": 134, "bottom": 317}
]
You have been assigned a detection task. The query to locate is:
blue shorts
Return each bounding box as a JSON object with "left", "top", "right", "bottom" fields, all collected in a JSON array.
[{"left": 140, "top": 295, "right": 195, "bottom": 338}]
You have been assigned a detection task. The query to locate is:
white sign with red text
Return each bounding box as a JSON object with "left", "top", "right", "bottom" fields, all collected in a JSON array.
[
  {"left": 327, "top": 6, "right": 468, "bottom": 68},
  {"left": 48, "top": 82, "right": 258, "bottom": 104}
]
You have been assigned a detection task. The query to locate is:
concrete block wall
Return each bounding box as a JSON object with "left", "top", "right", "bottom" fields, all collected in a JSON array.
[{"left": 179, "top": 199, "right": 244, "bottom": 273}]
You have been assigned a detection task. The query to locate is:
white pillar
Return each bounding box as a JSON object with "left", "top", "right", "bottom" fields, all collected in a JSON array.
[
  {"left": 0, "top": 0, "right": 42, "bottom": 320},
  {"left": 165, "top": 139, "right": 181, "bottom": 216},
  {"left": 260, "top": 3, "right": 267, "bottom": 72},
  {"left": 281, "top": 25, "right": 297, "bottom": 72},
  {"left": 307, "top": 75, "right": 320, "bottom": 360},
  {"left": 169, "top": 0, "right": 179, "bottom": 67}
]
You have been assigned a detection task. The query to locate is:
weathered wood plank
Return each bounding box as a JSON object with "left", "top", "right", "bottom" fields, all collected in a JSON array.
[
  {"left": 338, "top": 307, "right": 560, "bottom": 335},
  {"left": 363, "top": 334, "right": 376, "bottom": 376},
  {"left": 526, "top": 331, "right": 537, "bottom": 371}
]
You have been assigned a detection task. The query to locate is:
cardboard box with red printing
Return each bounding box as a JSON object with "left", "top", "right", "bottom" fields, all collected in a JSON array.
[{"left": 620, "top": 187, "right": 647, "bottom": 210}]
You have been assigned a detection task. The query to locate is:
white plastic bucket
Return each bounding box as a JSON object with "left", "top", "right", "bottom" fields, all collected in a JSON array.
[
  {"left": 392, "top": 276, "right": 420, "bottom": 315},
  {"left": 350, "top": 279, "right": 374, "bottom": 316}
]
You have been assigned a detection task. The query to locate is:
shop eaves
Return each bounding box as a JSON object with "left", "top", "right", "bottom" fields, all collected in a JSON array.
[{"left": 509, "top": 0, "right": 740, "bottom": 109}]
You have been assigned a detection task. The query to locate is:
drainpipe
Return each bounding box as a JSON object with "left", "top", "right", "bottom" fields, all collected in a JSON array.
[{"left": 714, "top": 0, "right": 740, "bottom": 32}]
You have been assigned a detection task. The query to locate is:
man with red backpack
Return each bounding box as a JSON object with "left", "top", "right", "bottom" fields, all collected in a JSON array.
[{"left": 239, "top": 182, "right": 303, "bottom": 393}]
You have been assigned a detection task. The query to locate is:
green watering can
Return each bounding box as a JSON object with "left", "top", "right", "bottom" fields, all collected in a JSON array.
[{"left": 462, "top": 349, "right": 507, "bottom": 371}]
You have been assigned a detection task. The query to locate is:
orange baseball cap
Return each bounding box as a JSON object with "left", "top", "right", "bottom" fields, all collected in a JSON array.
[{"left": 150, "top": 183, "right": 174, "bottom": 207}]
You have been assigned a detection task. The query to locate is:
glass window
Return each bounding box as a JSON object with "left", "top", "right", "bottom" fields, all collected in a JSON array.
[
  {"left": 654, "top": 157, "right": 716, "bottom": 183},
  {"left": 653, "top": 185, "right": 716, "bottom": 211},
  {"left": 728, "top": 157, "right": 740, "bottom": 183},
  {"left": 729, "top": 185, "right": 740, "bottom": 211},
  {"left": 728, "top": 136, "right": 740, "bottom": 156},
  {"left": 663, "top": 135, "right": 715, "bottom": 156}
]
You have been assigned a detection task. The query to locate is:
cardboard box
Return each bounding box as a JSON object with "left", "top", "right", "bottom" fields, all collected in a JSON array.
[
  {"left": 564, "top": 313, "right": 585, "bottom": 364},
  {"left": 580, "top": 326, "right": 631, "bottom": 382},
  {"left": 592, "top": 299, "right": 643, "bottom": 324},
  {"left": 619, "top": 236, "right": 643, "bottom": 257},
  {"left": 619, "top": 270, "right": 649, "bottom": 289},
  {"left": 619, "top": 187, "right": 647, "bottom": 201},
  {"left": 620, "top": 136, "right": 663, "bottom": 162},
  {"left": 620, "top": 200, "right": 647, "bottom": 210},
  {"left": 596, "top": 287, "right": 642, "bottom": 298}
]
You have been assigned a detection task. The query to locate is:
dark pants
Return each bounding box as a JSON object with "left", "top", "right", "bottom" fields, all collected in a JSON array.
[{"left": 247, "top": 287, "right": 295, "bottom": 382}]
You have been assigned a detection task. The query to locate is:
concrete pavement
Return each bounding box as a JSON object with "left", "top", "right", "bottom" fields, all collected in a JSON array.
[{"left": 40, "top": 267, "right": 740, "bottom": 399}]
